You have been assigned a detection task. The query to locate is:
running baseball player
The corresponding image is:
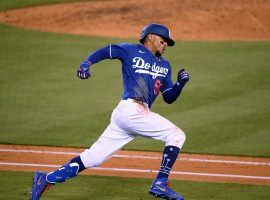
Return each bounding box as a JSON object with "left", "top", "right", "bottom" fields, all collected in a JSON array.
[{"left": 30, "top": 23, "right": 190, "bottom": 200}]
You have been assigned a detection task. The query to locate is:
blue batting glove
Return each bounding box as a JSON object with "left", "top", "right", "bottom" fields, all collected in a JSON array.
[
  {"left": 77, "top": 60, "right": 91, "bottom": 79},
  {"left": 177, "top": 68, "right": 189, "bottom": 87}
]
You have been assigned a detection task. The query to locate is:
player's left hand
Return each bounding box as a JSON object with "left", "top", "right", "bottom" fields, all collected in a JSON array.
[
  {"left": 77, "top": 60, "right": 91, "bottom": 79},
  {"left": 177, "top": 68, "right": 189, "bottom": 86}
]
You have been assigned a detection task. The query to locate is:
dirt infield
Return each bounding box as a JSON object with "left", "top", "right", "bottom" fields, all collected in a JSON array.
[
  {"left": 0, "top": 0, "right": 269, "bottom": 40},
  {"left": 0, "top": 144, "right": 270, "bottom": 186}
]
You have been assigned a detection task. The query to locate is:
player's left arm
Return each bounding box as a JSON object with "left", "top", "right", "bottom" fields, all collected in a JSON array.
[{"left": 161, "top": 68, "right": 190, "bottom": 104}]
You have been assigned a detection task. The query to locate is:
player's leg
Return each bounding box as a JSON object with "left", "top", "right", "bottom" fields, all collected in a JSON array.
[
  {"left": 146, "top": 130, "right": 185, "bottom": 200},
  {"left": 146, "top": 121, "right": 185, "bottom": 200},
  {"left": 46, "top": 155, "right": 85, "bottom": 183},
  {"left": 148, "top": 146, "right": 184, "bottom": 200},
  {"left": 79, "top": 123, "right": 135, "bottom": 168},
  {"left": 149, "top": 124, "right": 185, "bottom": 200},
  {"left": 30, "top": 156, "right": 85, "bottom": 200},
  {"left": 152, "top": 127, "right": 185, "bottom": 182},
  {"left": 120, "top": 100, "right": 185, "bottom": 200},
  {"left": 30, "top": 114, "right": 134, "bottom": 200}
]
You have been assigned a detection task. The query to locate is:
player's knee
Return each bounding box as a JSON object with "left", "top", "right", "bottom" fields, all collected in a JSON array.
[
  {"left": 86, "top": 159, "right": 103, "bottom": 168},
  {"left": 80, "top": 150, "right": 106, "bottom": 168},
  {"left": 165, "top": 127, "right": 186, "bottom": 149},
  {"left": 82, "top": 156, "right": 104, "bottom": 168}
]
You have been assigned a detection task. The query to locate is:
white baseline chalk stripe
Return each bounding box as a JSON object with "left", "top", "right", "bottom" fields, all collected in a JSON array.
[
  {"left": 0, "top": 148, "right": 270, "bottom": 166},
  {"left": 0, "top": 162, "right": 61, "bottom": 168},
  {"left": 0, "top": 149, "right": 79, "bottom": 156},
  {"left": 94, "top": 167, "right": 270, "bottom": 180},
  {"left": 114, "top": 155, "right": 270, "bottom": 166},
  {"left": 0, "top": 162, "right": 270, "bottom": 181}
]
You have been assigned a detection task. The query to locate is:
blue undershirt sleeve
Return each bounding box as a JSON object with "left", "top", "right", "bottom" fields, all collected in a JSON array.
[
  {"left": 162, "top": 83, "right": 184, "bottom": 104},
  {"left": 161, "top": 66, "right": 185, "bottom": 104}
]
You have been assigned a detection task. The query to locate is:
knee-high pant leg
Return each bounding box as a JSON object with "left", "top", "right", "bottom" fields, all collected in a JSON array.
[{"left": 80, "top": 99, "right": 186, "bottom": 168}]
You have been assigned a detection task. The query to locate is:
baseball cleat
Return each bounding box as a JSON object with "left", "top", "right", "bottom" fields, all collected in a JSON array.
[
  {"left": 30, "top": 171, "right": 52, "bottom": 200},
  {"left": 149, "top": 179, "right": 184, "bottom": 200}
]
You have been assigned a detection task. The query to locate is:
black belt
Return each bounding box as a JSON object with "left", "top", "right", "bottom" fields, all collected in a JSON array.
[{"left": 125, "top": 97, "right": 148, "bottom": 107}]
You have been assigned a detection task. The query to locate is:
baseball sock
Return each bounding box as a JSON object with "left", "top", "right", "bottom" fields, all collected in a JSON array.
[
  {"left": 156, "top": 145, "right": 180, "bottom": 180},
  {"left": 46, "top": 156, "right": 86, "bottom": 184},
  {"left": 69, "top": 156, "right": 86, "bottom": 173}
]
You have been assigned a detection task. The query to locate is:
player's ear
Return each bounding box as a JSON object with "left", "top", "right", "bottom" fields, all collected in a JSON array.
[{"left": 148, "top": 34, "right": 154, "bottom": 41}]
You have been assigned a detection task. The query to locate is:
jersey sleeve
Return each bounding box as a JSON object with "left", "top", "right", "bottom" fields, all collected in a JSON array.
[
  {"left": 109, "top": 43, "right": 130, "bottom": 60},
  {"left": 86, "top": 43, "right": 129, "bottom": 64}
]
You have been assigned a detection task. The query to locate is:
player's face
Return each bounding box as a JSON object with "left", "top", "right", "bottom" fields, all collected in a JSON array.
[{"left": 152, "top": 35, "right": 168, "bottom": 56}]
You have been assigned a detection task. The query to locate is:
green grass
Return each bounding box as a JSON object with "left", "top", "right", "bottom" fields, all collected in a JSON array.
[
  {"left": 0, "top": 1, "right": 269, "bottom": 200},
  {"left": 1, "top": 171, "right": 270, "bottom": 200},
  {"left": 0, "top": 23, "right": 270, "bottom": 157},
  {"left": 0, "top": 0, "right": 107, "bottom": 12}
]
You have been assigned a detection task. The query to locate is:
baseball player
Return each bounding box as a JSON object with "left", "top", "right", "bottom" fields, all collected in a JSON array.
[{"left": 30, "top": 23, "right": 189, "bottom": 200}]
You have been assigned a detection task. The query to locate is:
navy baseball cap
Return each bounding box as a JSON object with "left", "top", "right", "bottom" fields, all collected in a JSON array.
[{"left": 140, "top": 23, "right": 175, "bottom": 46}]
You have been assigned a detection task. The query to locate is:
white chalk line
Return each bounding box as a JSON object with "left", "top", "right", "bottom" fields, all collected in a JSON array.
[
  {"left": 0, "top": 148, "right": 270, "bottom": 166},
  {"left": 0, "top": 162, "right": 270, "bottom": 181}
]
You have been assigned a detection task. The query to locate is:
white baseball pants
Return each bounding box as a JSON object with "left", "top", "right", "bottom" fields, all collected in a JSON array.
[{"left": 80, "top": 99, "right": 186, "bottom": 168}]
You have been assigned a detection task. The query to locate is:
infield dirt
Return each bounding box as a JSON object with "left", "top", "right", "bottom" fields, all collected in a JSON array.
[
  {"left": 0, "top": 144, "right": 270, "bottom": 186},
  {"left": 0, "top": 0, "right": 269, "bottom": 41}
]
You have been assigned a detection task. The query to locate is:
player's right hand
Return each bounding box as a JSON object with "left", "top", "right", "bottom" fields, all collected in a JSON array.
[{"left": 77, "top": 60, "right": 91, "bottom": 79}]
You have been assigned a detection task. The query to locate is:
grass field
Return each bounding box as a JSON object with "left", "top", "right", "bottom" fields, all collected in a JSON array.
[
  {"left": 0, "top": 23, "right": 269, "bottom": 157},
  {"left": 1, "top": 171, "right": 270, "bottom": 200},
  {"left": 0, "top": 1, "right": 270, "bottom": 199},
  {"left": 0, "top": 0, "right": 104, "bottom": 11}
]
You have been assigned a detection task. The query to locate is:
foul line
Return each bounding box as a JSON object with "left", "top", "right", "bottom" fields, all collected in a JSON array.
[
  {"left": 0, "top": 148, "right": 270, "bottom": 166},
  {"left": 1, "top": 162, "right": 270, "bottom": 181}
]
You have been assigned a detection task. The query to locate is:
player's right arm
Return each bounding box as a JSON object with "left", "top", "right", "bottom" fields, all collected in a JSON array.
[{"left": 77, "top": 44, "right": 128, "bottom": 79}]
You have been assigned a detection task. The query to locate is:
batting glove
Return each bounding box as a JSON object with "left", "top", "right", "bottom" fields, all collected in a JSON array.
[
  {"left": 77, "top": 60, "right": 91, "bottom": 79},
  {"left": 177, "top": 68, "right": 189, "bottom": 87}
]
